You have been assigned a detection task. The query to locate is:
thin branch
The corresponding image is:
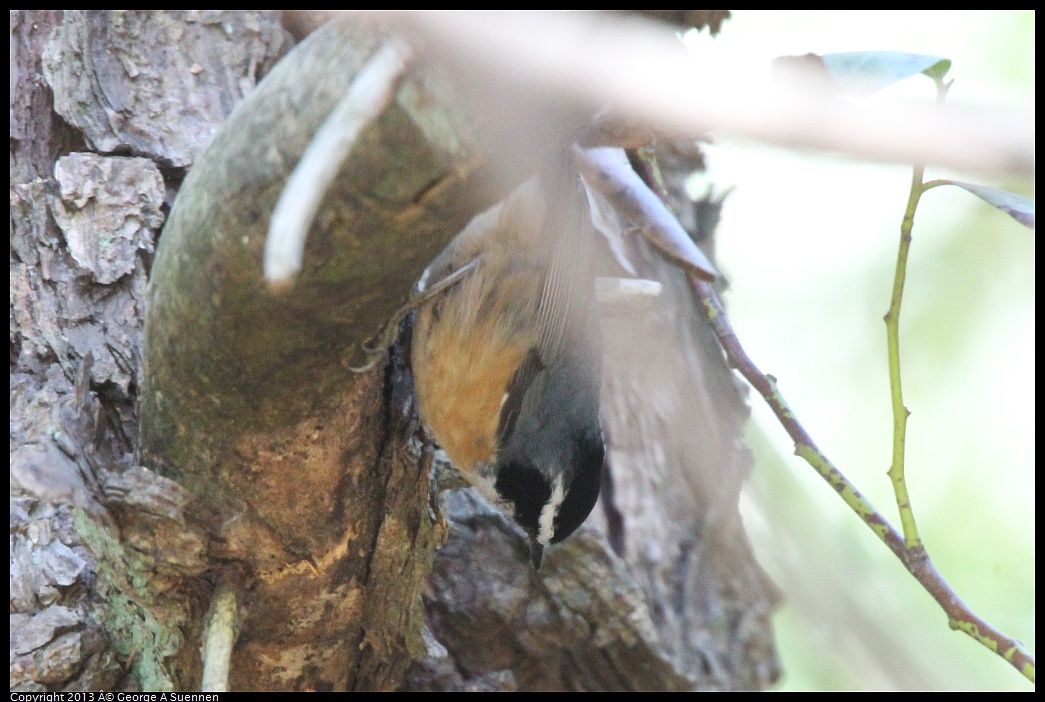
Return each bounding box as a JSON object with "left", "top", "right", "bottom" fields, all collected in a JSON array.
[
  {"left": 694, "top": 277, "right": 908, "bottom": 559},
  {"left": 693, "top": 277, "right": 1034, "bottom": 683},
  {"left": 582, "top": 140, "right": 1035, "bottom": 682},
  {"left": 883, "top": 75, "right": 952, "bottom": 551},
  {"left": 883, "top": 160, "right": 925, "bottom": 550},
  {"left": 264, "top": 39, "right": 413, "bottom": 287}
]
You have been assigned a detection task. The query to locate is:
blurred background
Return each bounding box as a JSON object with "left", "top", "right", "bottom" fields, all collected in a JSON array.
[{"left": 684, "top": 10, "right": 1034, "bottom": 691}]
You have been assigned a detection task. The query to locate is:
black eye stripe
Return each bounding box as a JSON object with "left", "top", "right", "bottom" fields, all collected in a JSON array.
[{"left": 494, "top": 461, "right": 551, "bottom": 536}]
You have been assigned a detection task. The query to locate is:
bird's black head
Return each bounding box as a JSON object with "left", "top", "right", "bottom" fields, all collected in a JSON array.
[
  {"left": 494, "top": 433, "right": 605, "bottom": 559},
  {"left": 549, "top": 434, "right": 604, "bottom": 544},
  {"left": 493, "top": 461, "right": 550, "bottom": 543}
]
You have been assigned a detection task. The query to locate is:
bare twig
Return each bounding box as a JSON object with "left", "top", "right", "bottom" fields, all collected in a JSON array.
[
  {"left": 884, "top": 163, "right": 924, "bottom": 549},
  {"left": 883, "top": 75, "right": 953, "bottom": 552},
  {"left": 264, "top": 39, "right": 413, "bottom": 287},
  {"left": 692, "top": 279, "right": 1035, "bottom": 683}
]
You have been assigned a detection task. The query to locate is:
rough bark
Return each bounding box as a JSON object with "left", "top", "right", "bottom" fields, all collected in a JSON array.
[{"left": 11, "top": 10, "right": 291, "bottom": 691}]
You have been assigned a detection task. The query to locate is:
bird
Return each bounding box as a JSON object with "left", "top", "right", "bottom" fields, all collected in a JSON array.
[{"left": 411, "top": 169, "right": 604, "bottom": 570}]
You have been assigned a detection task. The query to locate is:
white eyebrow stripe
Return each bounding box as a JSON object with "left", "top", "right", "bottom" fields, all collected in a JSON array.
[{"left": 537, "top": 474, "right": 566, "bottom": 545}]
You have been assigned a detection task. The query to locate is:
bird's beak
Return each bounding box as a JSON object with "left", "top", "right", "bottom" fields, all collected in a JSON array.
[{"left": 529, "top": 535, "right": 545, "bottom": 571}]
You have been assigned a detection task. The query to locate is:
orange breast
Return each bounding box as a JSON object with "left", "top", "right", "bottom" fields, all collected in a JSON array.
[{"left": 412, "top": 268, "right": 540, "bottom": 478}]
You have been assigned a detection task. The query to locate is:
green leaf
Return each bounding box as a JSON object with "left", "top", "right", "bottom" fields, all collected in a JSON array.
[
  {"left": 935, "top": 181, "right": 1035, "bottom": 229},
  {"left": 819, "top": 51, "right": 952, "bottom": 96}
]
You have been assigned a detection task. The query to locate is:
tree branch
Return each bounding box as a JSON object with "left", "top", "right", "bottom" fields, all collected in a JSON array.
[
  {"left": 389, "top": 11, "right": 1032, "bottom": 177},
  {"left": 577, "top": 133, "right": 1035, "bottom": 682}
]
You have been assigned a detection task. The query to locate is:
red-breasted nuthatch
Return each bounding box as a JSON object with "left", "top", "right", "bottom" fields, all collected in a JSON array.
[{"left": 411, "top": 172, "right": 604, "bottom": 569}]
